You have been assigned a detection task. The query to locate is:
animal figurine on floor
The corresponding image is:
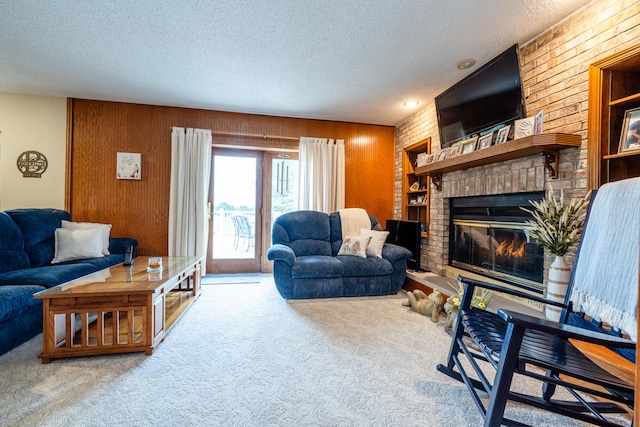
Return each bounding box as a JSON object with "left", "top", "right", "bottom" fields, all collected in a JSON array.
[
  {"left": 443, "top": 295, "right": 460, "bottom": 329},
  {"left": 402, "top": 289, "right": 444, "bottom": 322}
]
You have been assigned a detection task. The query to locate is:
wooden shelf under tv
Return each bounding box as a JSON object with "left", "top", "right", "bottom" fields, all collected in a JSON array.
[{"left": 414, "top": 133, "right": 581, "bottom": 184}]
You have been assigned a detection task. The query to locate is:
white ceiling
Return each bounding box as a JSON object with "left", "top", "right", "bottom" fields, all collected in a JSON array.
[{"left": 0, "top": 0, "right": 592, "bottom": 126}]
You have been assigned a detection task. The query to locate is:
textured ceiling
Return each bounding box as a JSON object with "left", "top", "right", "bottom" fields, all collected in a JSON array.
[{"left": 0, "top": 0, "right": 592, "bottom": 126}]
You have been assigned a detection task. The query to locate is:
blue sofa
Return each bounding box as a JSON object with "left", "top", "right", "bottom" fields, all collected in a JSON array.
[
  {"left": 267, "top": 210, "right": 412, "bottom": 299},
  {"left": 0, "top": 208, "right": 138, "bottom": 356}
]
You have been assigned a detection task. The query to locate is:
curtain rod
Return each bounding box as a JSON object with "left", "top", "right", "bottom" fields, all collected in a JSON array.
[
  {"left": 212, "top": 143, "right": 298, "bottom": 153},
  {"left": 210, "top": 130, "right": 299, "bottom": 141}
]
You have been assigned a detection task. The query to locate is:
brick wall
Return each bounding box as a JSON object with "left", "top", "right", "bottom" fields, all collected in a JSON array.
[{"left": 395, "top": 0, "right": 640, "bottom": 277}]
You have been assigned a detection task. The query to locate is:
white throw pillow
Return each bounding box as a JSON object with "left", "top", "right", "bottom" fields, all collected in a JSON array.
[
  {"left": 337, "top": 235, "right": 371, "bottom": 258},
  {"left": 359, "top": 228, "right": 389, "bottom": 258},
  {"left": 51, "top": 228, "right": 105, "bottom": 264},
  {"left": 61, "top": 220, "right": 112, "bottom": 255}
]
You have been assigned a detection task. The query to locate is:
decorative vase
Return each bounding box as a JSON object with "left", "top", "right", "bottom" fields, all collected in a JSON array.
[{"left": 545, "top": 254, "right": 572, "bottom": 321}]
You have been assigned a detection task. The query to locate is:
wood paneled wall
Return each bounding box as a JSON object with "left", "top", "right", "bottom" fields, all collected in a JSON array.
[{"left": 67, "top": 99, "right": 395, "bottom": 256}]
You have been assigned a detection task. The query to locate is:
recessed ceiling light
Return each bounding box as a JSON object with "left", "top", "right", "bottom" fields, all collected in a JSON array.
[
  {"left": 403, "top": 100, "right": 420, "bottom": 108},
  {"left": 455, "top": 59, "right": 476, "bottom": 70}
]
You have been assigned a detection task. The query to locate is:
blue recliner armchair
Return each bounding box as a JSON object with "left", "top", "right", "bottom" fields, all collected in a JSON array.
[{"left": 267, "top": 210, "right": 412, "bottom": 299}]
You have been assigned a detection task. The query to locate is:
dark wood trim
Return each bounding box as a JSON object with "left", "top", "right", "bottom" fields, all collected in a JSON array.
[{"left": 64, "top": 98, "right": 74, "bottom": 212}]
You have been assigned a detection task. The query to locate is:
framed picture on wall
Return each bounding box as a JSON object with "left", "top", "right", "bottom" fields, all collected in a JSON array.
[
  {"left": 458, "top": 136, "right": 478, "bottom": 155},
  {"left": 117, "top": 152, "right": 141, "bottom": 180},
  {"left": 477, "top": 132, "right": 494, "bottom": 149},
  {"left": 514, "top": 116, "right": 535, "bottom": 139},
  {"left": 495, "top": 125, "right": 511, "bottom": 144},
  {"left": 448, "top": 142, "right": 460, "bottom": 158},
  {"left": 618, "top": 107, "right": 640, "bottom": 153}
]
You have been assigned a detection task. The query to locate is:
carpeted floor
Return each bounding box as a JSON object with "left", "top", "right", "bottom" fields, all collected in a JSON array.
[
  {"left": 0, "top": 276, "right": 626, "bottom": 426},
  {"left": 202, "top": 273, "right": 263, "bottom": 285}
]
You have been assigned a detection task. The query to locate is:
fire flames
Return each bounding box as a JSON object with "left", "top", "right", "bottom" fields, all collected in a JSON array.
[{"left": 495, "top": 240, "right": 525, "bottom": 257}]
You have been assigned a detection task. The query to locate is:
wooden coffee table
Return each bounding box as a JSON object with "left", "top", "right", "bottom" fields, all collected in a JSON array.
[{"left": 34, "top": 256, "right": 203, "bottom": 363}]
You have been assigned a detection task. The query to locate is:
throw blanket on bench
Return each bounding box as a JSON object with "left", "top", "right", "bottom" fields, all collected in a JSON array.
[
  {"left": 339, "top": 208, "right": 371, "bottom": 238},
  {"left": 570, "top": 177, "right": 640, "bottom": 341}
]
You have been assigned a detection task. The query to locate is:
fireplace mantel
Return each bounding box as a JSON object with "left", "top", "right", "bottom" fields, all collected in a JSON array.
[{"left": 415, "top": 133, "right": 581, "bottom": 189}]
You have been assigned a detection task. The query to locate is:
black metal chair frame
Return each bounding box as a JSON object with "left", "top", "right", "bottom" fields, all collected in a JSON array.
[{"left": 437, "top": 189, "right": 636, "bottom": 427}]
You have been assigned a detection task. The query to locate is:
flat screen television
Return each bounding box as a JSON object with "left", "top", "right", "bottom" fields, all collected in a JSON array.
[
  {"left": 435, "top": 44, "right": 526, "bottom": 148},
  {"left": 385, "top": 219, "right": 422, "bottom": 271}
]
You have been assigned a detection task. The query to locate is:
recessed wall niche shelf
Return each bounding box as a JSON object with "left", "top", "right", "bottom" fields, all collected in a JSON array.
[
  {"left": 588, "top": 44, "right": 640, "bottom": 190},
  {"left": 402, "top": 137, "right": 431, "bottom": 238},
  {"left": 415, "top": 133, "right": 581, "bottom": 190}
]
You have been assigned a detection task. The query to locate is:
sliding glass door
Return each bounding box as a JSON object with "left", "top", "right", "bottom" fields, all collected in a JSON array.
[
  {"left": 261, "top": 152, "right": 298, "bottom": 272},
  {"left": 207, "top": 149, "right": 263, "bottom": 274},
  {"left": 206, "top": 148, "right": 298, "bottom": 274}
]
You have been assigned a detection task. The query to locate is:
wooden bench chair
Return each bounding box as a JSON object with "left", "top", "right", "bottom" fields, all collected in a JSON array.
[{"left": 437, "top": 177, "right": 639, "bottom": 427}]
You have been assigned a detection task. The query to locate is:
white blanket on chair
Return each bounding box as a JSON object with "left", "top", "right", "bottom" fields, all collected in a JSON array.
[
  {"left": 570, "top": 177, "right": 640, "bottom": 341},
  {"left": 339, "top": 208, "right": 371, "bottom": 238}
]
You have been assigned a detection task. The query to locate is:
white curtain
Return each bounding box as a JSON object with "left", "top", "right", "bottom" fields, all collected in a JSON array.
[
  {"left": 298, "top": 137, "right": 345, "bottom": 213},
  {"left": 168, "top": 127, "right": 212, "bottom": 272}
]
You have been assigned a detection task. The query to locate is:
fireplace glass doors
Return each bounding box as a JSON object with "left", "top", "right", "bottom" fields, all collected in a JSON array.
[
  {"left": 451, "top": 220, "right": 544, "bottom": 292},
  {"left": 449, "top": 192, "right": 545, "bottom": 293}
]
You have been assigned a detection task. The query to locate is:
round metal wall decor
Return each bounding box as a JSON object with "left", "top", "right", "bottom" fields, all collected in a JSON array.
[{"left": 16, "top": 150, "right": 48, "bottom": 178}]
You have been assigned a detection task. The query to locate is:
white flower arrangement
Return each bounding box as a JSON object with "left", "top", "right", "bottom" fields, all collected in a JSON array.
[{"left": 520, "top": 183, "right": 590, "bottom": 256}]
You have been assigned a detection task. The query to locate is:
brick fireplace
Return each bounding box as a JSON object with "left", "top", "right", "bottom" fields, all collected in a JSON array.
[
  {"left": 449, "top": 191, "right": 545, "bottom": 293},
  {"left": 419, "top": 147, "right": 582, "bottom": 295},
  {"left": 392, "top": 0, "right": 638, "bottom": 303}
]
